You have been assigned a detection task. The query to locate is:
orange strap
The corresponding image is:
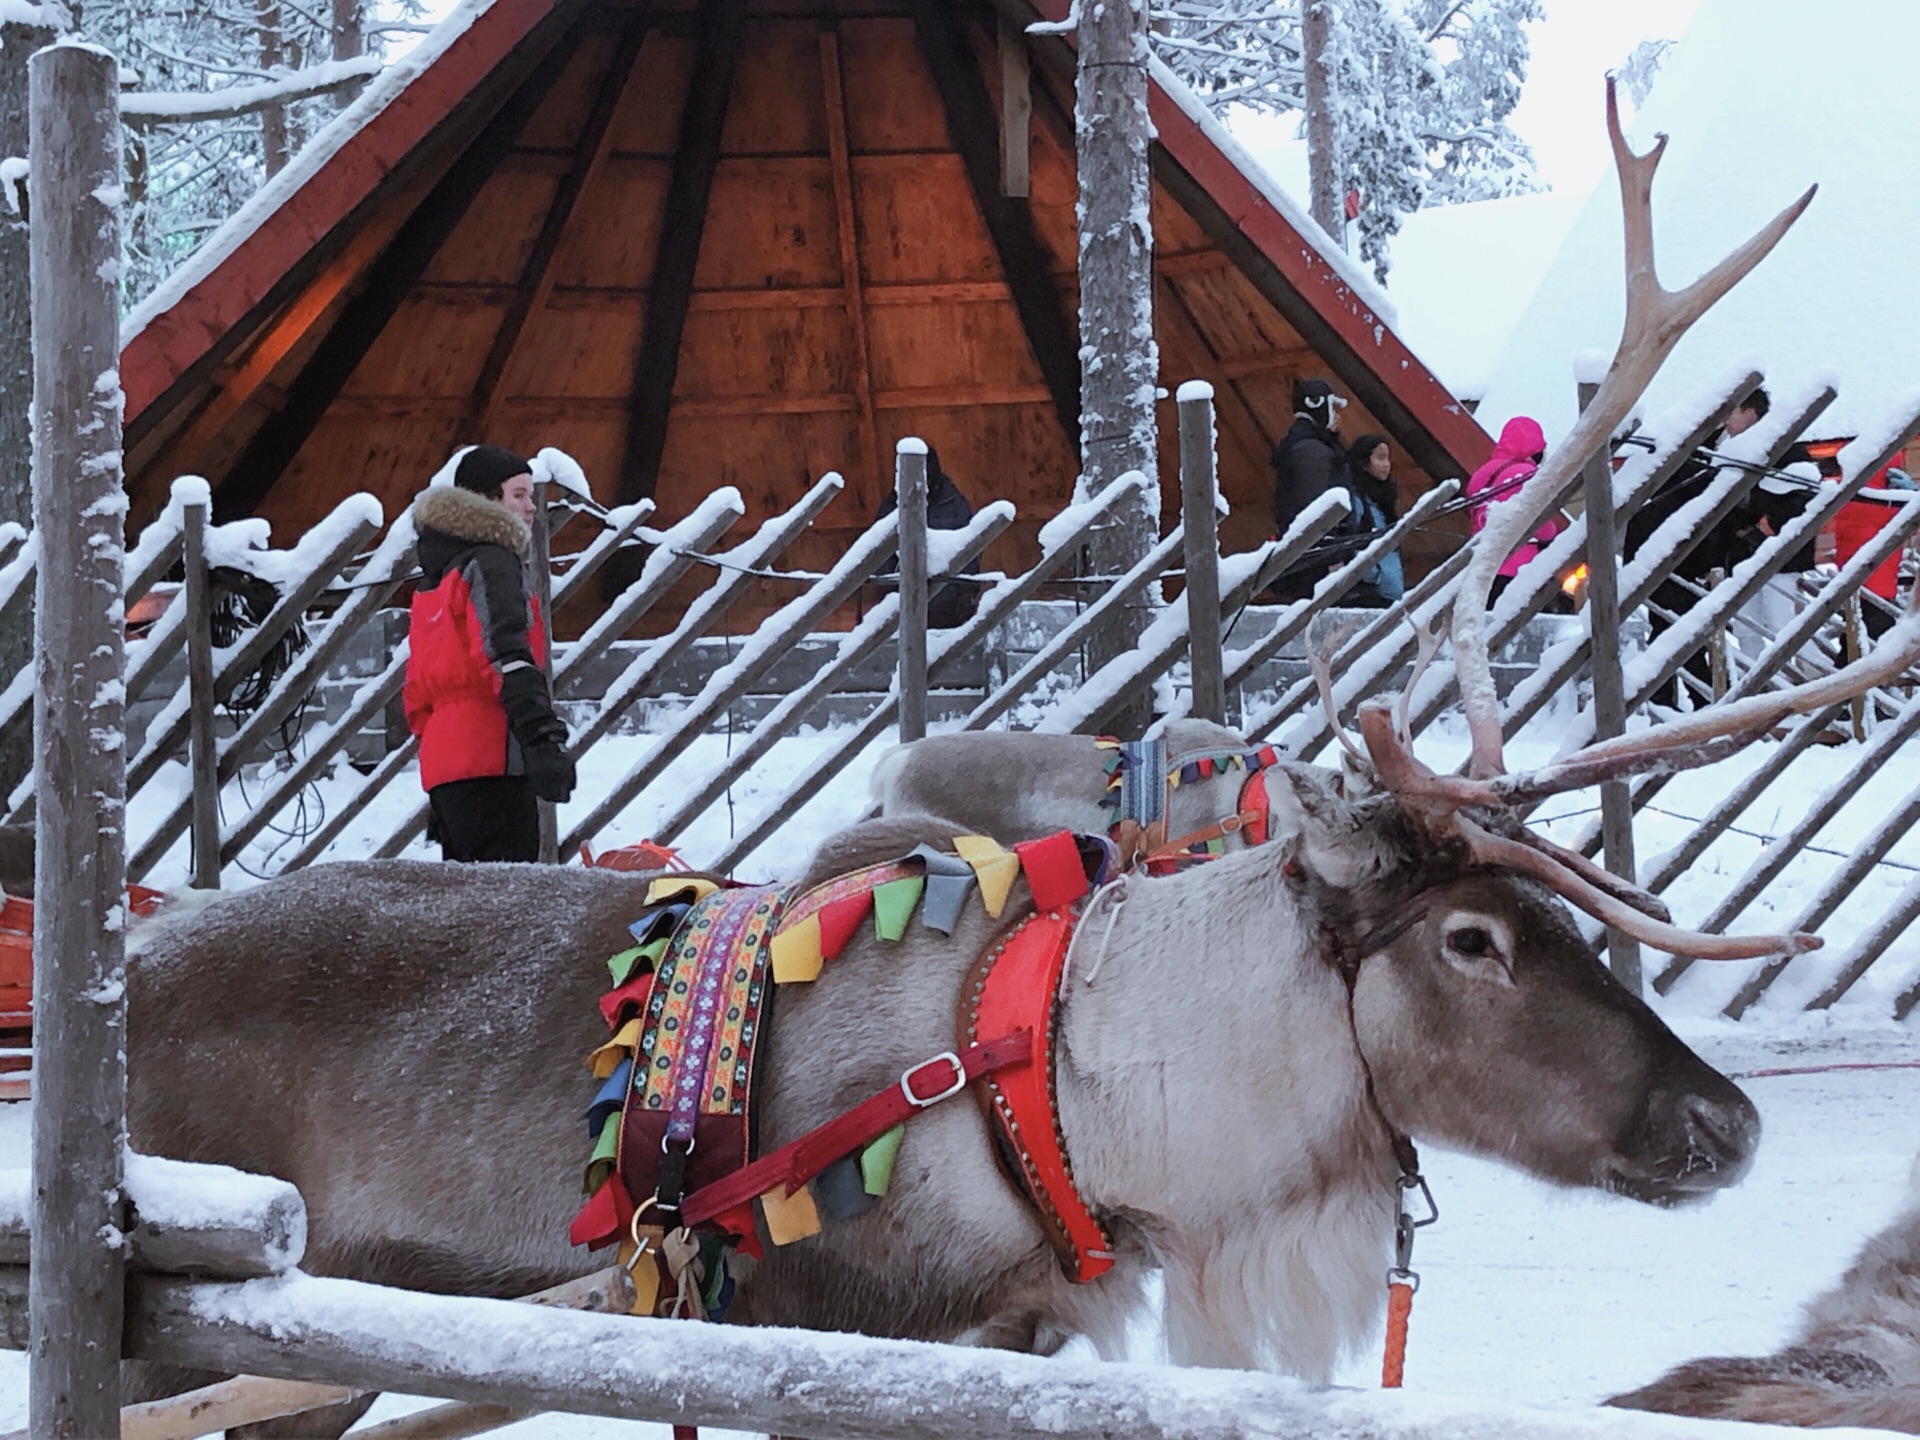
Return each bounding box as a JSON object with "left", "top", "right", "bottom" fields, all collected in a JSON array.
[{"left": 1381, "top": 1281, "right": 1415, "bottom": 1387}]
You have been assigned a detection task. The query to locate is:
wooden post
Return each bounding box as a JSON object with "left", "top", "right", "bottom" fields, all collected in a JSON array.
[
  {"left": 183, "top": 495, "right": 221, "bottom": 889},
  {"left": 1577, "top": 379, "right": 1641, "bottom": 994},
  {"left": 27, "top": 41, "right": 128, "bottom": 1439},
  {"left": 1707, "top": 565, "right": 1728, "bottom": 701},
  {"left": 531, "top": 477, "right": 558, "bottom": 864},
  {"left": 1846, "top": 592, "right": 1866, "bottom": 741},
  {"left": 1076, "top": 0, "right": 1157, "bottom": 737},
  {"left": 1178, "top": 383, "right": 1225, "bottom": 723},
  {"left": 1302, "top": 0, "right": 1343, "bottom": 243},
  {"left": 895, "top": 440, "right": 929, "bottom": 743},
  {"left": 0, "top": 14, "right": 55, "bottom": 804}
]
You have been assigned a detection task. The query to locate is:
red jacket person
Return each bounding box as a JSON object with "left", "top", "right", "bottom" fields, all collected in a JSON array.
[{"left": 405, "top": 444, "right": 576, "bottom": 861}]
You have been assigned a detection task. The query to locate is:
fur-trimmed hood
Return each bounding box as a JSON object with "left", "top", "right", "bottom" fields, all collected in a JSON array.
[
  {"left": 412, "top": 485, "right": 531, "bottom": 587},
  {"left": 412, "top": 484, "right": 530, "bottom": 554}
]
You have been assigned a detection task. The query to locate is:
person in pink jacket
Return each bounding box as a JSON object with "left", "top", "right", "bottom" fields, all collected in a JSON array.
[{"left": 1466, "top": 415, "right": 1566, "bottom": 604}]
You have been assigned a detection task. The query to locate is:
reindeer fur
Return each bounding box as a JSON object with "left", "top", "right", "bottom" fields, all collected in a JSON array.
[
  {"left": 1610, "top": 1160, "right": 1920, "bottom": 1431},
  {"left": 870, "top": 719, "right": 1262, "bottom": 849}
]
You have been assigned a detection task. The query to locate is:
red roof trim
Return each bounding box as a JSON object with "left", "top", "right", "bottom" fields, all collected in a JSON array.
[
  {"left": 121, "top": 0, "right": 567, "bottom": 423},
  {"left": 1146, "top": 88, "right": 1492, "bottom": 474}
]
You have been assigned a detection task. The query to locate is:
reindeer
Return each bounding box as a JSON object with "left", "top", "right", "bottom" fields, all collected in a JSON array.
[
  {"left": 1609, "top": 1160, "right": 1920, "bottom": 1432},
  {"left": 118, "top": 81, "right": 1876, "bottom": 1436},
  {"left": 870, "top": 717, "right": 1272, "bottom": 862}
]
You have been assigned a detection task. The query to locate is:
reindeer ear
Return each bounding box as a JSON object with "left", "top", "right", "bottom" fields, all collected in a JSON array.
[{"left": 1265, "top": 764, "right": 1406, "bottom": 891}]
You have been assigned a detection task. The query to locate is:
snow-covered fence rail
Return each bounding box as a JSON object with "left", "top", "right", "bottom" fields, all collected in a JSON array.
[{"left": 1, "top": 376, "right": 1916, "bottom": 1019}]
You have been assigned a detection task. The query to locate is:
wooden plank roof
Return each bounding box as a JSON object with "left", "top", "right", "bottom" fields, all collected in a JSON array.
[{"left": 120, "top": 0, "right": 1491, "bottom": 591}]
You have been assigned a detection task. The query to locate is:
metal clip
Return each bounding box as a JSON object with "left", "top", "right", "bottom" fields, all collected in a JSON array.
[{"left": 1388, "top": 1170, "right": 1438, "bottom": 1289}]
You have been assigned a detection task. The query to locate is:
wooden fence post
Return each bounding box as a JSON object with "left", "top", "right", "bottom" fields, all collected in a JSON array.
[
  {"left": 531, "top": 476, "right": 558, "bottom": 863},
  {"left": 1178, "top": 382, "right": 1225, "bottom": 723},
  {"left": 27, "top": 40, "right": 128, "bottom": 1438},
  {"left": 1576, "top": 379, "right": 1641, "bottom": 994},
  {"left": 0, "top": 13, "right": 55, "bottom": 806},
  {"left": 896, "top": 440, "right": 929, "bottom": 743},
  {"left": 183, "top": 493, "right": 221, "bottom": 889}
]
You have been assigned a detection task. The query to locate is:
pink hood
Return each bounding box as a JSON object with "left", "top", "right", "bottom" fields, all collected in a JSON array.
[
  {"left": 1466, "top": 415, "right": 1559, "bottom": 578},
  {"left": 1469, "top": 416, "right": 1547, "bottom": 495}
]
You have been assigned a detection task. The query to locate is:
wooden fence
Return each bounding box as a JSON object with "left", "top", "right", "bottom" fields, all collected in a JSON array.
[{"left": 0, "top": 373, "right": 1911, "bottom": 1026}]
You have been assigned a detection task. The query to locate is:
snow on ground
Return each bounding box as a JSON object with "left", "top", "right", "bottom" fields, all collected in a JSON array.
[{"left": 3, "top": 707, "right": 1919, "bottom": 1434}]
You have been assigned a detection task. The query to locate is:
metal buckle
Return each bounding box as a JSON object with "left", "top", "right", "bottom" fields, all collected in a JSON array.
[{"left": 900, "top": 1051, "right": 968, "bottom": 1107}]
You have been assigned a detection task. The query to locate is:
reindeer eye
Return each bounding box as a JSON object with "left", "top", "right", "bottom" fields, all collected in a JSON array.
[{"left": 1448, "top": 926, "right": 1493, "bottom": 955}]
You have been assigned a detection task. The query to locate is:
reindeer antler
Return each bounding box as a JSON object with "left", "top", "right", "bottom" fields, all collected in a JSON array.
[
  {"left": 1450, "top": 78, "right": 1817, "bottom": 781},
  {"left": 1341, "top": 80, "right": 1846, "bottom": 961}
]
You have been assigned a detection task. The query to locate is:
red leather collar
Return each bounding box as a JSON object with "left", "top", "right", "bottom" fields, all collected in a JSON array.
[
  {"left": 1241, "top": 766, "right": 1271, "bottom": 847},
  {"left": 963, "top": 909, "right": 1115, "bottom": 1284}
]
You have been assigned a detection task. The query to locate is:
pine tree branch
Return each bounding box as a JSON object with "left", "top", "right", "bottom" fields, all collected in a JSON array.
[{"left": 122, "top": 53, "right": 381, "bottom": 126}]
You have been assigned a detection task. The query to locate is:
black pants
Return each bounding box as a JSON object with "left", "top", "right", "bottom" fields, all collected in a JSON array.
[
  {"left": 428, "top": 776, "right": 540, "bottom": 862},
  {"left": 1647, "top": 576, "right": 1716, "bottom": 707}
]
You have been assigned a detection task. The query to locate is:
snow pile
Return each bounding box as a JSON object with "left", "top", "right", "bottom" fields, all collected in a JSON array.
[
  {"left": 1475, "top": 0, "right": 1920, "bottom": 443},
  {"left": 1382, "top": 190, "right": 1586, "bottom": 401}
]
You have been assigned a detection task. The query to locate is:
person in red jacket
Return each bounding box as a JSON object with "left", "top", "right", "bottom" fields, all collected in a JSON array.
[{"left": 405, "top": 445, "right": 576, "bottom": 862}]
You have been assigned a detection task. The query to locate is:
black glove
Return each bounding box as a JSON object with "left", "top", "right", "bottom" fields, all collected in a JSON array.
[
  {"left": 523, "top": 739, "right": 576, "bottom": 804},
  {"left": 499, "top": 665, "right": 565, "bottom": 747}
]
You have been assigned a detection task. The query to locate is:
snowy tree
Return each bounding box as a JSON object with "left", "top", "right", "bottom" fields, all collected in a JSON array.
[
  {"left": 1617, "top": 37, "right": 1674, "bottom": 111},
  {"left": 6, "top": 0, "right": 420, "bottom": 304},
  {"left": 1154, "top": 0, "right": 1545, "bottom": 280}
]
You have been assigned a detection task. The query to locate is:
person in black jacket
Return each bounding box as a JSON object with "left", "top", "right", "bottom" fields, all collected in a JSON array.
[
  {"left": 1269, "top": 377, "right": 1350, "bottom": 602},
  {"left": 1624, "top": 387, "right": 1816, "bottom": 705},
  {"left": 874, "top": 445, "right": 981, "bottom": 629}
]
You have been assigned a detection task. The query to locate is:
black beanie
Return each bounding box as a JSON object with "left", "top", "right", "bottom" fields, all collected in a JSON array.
[
  {"left": 1292, "top": 377, "right": 1335, "bottom": 413},
  {"left": 454, "top": 444, "right": 533, "bottom": 499}
]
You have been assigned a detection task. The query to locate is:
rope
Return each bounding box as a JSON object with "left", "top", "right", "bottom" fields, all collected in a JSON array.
[
  {"left": 1730, "top": 1060, "right": 1920, "bottom": 1080},
  {"left": 1381, "top": 1281, "right": 1415, "bottom": 1388}
]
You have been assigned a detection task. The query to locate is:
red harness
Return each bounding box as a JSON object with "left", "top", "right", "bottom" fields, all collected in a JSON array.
[
  {"left": 656, "top": 832, "right": 1112, "bottom": 1284},
  {"left": 963, "top": 910, "right": 1115, "bottom": 1282},
  {"left": 1131, "top": 764, "right": 1274, "bottom": 870}
]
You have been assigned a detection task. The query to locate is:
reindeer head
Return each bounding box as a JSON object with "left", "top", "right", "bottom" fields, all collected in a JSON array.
[{"left": 1260, "top": 765, "right": 1760, "bottom": 1204}]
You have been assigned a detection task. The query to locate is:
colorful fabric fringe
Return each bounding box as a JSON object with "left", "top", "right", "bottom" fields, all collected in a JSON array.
[{"left": 568, "top": 830, "right": 1113, "bottom": 1291}]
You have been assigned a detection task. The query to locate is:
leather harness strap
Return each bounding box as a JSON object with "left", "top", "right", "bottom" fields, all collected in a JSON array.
[
  {"left": 963, "top": 910, "right": 1116, "bottom": 1283},
  {"left": 1137, "top": 766, "right": 1275, "bottom": 867},
  {"left": 678, "top": 1032, "right": 1034, "bottom": 1229}
]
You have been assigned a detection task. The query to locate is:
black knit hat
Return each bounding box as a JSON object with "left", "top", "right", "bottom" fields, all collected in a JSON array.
[
  {"left": 454, "top": 444, "right": 533, "bottom": 499},
  {"left": 1292, "top": 377, "right": 1345, "bottom": 418}
]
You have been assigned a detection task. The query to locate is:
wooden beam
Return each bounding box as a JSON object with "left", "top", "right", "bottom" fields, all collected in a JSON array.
[
  {"left": 819, "top": 26, "right": 883, "bottom": 501},
  {"left": 209, "top": 19, "right": 588, "bottom": 520},
  {"left": 997, "top": 14, "right": 1030, "bottom": 198},
  {"left": 161, "top": 214, "right": 400, "bottom": 479},
  {"left": 471, "top": 9, "right": 653, "bottom": 435},
  {"left": 1155, "top": 249, "right": 1235, "bottom": 277},
  {"left": 1155, "top": 273, "right": 1273, "bottom": 471},
  {"left": 614, "top": 0, "right": 750, "bottom": 507},
  {"left": 909, "top": 0, "right": 1080, "bottom": 447}
]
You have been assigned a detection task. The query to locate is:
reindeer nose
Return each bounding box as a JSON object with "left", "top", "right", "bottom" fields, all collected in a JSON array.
[{"left": 1680, "top": 1090, "right": 1759, "bottom": 1178}]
